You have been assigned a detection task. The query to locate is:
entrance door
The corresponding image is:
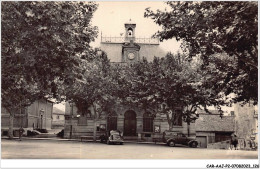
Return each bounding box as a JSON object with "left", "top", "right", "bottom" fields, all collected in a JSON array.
[
  {"left": 107, "top": 112, "right": 117, "bottom": 131},
  {"left": 40, "top": 115, "right": 43, "bottom": 129},
  {"left": 196, "top": 136, "right": 207, "bottom": 148},
  {"left": 124, "top": 110, "right": 136, "bottom": 136}
]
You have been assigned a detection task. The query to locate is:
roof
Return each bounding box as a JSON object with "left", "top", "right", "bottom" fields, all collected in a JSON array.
[
  {"left": 196, "top": 109, "right": 220, "bottom": 114},
  {"left": 53, "top": 107, "right": 65, "bottom": 115},
  {"left": 195, "top": 114, "right": 235, "bottom": 132}
]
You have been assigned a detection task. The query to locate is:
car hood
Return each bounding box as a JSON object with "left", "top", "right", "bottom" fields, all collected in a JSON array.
[{"left": 187, "top": 137, "right": 196, "bottom": 140}]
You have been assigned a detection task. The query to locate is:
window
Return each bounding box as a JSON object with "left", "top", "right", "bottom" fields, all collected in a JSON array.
[
  {"left": 143, "top": 112, "right": 154, "bottom": 132},
  {"left": 230, "top": 111, "right": 235, "bottom": 116},
  {"left": 57, "top": 115, "right": 60, "bottom": 120},
  {"left": 173, "top": 110, "right": 182, "bottom": 126},
  {"left": 127, "top": 28, "right": 133, "bottom": 37},
  {"left": 107, "top": 111, "right": 117, "bottom": 131}
]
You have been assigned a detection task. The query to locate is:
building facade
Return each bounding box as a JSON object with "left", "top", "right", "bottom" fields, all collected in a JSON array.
[
  {"left": 1, "top": 99, "right": 53, "bottom": 136},
  {"left": 233, "top": 103, "right": 258, "bottom": 144},
  {"left": 63, "top": 20, "right": 196, "bottom": 141},
  {"left": 195, "top": 103, "right": 258, "bottom": 149},
  {"left": 64, "top": 102, "right": 196, "bottom": 141},
  {"left": 100, "top": 19, "right": 166, "bottom": 63},
  {"left": 195, "top": 112, "right": 235, "bottom": 148}
]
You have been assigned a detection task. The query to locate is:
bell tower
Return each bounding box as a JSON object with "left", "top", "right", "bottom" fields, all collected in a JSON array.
[
  {"left": 124, "top": 19, "right": 136, "bottom": 42},
  {"left": 122, "top": 19, "right": 140, "bottom": 63}
]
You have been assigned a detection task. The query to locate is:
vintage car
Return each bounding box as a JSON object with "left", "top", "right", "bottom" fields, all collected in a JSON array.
[
  {"left": 162, "top": 130, "right": 198, "bottom": 148},
  {"left": 99, "top": 130, "right": 124, "bottom": 145}
]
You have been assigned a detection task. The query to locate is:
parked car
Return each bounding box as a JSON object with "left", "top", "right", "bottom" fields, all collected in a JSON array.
[
  {"left": 162, "top": 130, "right": 198, "bottom": 148},
  {"left": 27, "top": 130, "right": 41, "bottom": 136},
  {"left": 35, "top": 128, "right": 48, "bottom": 133},
  {"left": 100, "top": 130, "right": 124, "bottom": 145},
  {"left": 57, "top": 129, "right": 64, "bottom": 138}
]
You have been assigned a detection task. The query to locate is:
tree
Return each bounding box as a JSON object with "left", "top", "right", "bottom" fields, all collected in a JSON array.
[
  {"left": 118, "top": 53, "right": 228, "bottom": 134},
  {"left": 1, "top": 1, "right": 98, "bottom": 138},
  {"left": 144, "top": 1, "right": 258, "bottom": 104},
  {"left": 64, "top": 49, "right": 117, "bottom": 141}
]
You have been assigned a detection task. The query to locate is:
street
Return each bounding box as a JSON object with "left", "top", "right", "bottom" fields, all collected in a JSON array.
[{"left": 1, "top": 139, "right": 258, "bottom": 159}]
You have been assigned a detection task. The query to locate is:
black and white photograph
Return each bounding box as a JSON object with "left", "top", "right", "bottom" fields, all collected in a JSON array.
[{"left": 1, "top": 1, "right": 259, "bottom": 168}]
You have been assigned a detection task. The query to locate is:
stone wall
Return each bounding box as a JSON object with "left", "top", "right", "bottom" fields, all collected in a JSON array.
[
  {"left": 207, "top": 140, "right": 231, "bottom": 150},
  {"left": 234, "top": 103, "right": 258, "bottom": 142}
]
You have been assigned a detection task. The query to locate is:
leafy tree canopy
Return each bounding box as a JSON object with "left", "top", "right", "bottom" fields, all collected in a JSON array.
[
  {"left": 2, "top": 1, "right": 98, "bottom": 108},
  {"left": 116, "top": 53, "right": 228, "bottom": 129},
  {"left": 1, "top": 1, "right": 98, "bottom": 137},
  {"left": 145, "top": 1, "right": 258, "bottom": 104}
]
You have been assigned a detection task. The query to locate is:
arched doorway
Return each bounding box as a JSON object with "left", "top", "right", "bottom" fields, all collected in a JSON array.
[{"left": 124, "top": 110, "right": 136, "bottom": 136}]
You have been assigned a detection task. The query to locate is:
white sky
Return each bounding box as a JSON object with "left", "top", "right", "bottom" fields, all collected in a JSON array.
[{"left": 90, "top": 1, "right": 181, "bottom": 53}]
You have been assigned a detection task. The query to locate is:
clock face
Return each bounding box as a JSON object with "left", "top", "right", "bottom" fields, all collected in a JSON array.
[{"left": 128, "top": 52, "right": 135, "bottom": 60}]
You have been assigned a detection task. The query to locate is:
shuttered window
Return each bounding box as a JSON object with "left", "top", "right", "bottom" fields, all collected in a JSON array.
[
  {"left": 143, "top": 112, "right": 154, "bottom": 132},
  {"left": 107, "top": 111, "right": 117, "bottom": 131}
]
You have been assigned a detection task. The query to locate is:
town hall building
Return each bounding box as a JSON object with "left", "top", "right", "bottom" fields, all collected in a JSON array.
[{"left": 64, "top": 20, "right": 196, "bottom": 141}]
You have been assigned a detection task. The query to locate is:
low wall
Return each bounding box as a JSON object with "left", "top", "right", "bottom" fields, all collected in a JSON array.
[{"left": 207, "top": 140, "right": 231, "bottom": 149}]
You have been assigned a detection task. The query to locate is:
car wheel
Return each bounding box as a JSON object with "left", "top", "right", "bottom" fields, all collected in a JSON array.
[
  {"left": 120, "top": 142, "right": 123, "bottom": 145},
  {"left": 168, "top": 140, "right": 175, "bottom": 147},
  {"left": 190, "top": 142, "right": 198, "bottom": 148}
]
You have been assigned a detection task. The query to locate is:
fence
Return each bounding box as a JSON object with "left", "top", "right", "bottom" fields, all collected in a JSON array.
[{"left": 101, "top": 36, "right": 159, "bottom": 44}]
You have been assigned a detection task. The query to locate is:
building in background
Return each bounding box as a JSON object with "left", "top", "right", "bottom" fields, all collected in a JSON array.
[
  {"left": 64, "top": 20, "right": 196, "bottom": 141},
  {"left": 52, "top": 107, "right": 65, "bottom": 129},
  {"left": 100, "top": 19, "right": 166, "bottom": 63},
  {"left": 195, "top": 111, "right": 235, "bottom": 148},
  {"left": 234, "top": 103, "right": 258, "bottom": 144},
  {"left": 64, "top": 102, "right": 196, "bottom": 141},
  {"left": 1, "top": 99, "right": 53, "bottom": 136},
  {"left": 196, "top": 103, "right": 258, "bottom": 149}
]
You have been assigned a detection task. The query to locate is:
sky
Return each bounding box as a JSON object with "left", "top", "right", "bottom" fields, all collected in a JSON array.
[{"left": 90, "top": 1, "right": 181, "bottom": 53}]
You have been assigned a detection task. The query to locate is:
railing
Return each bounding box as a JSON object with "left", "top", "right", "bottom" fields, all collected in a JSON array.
[
  {"left": 135, "top": 37, "right": 159, "bottom": 44},
  {"left": 101, "top": 36, "right": 159, "bottom": 44},
  {"left": 110, "top": 62, "right": 129, "bottom": 67},
  {"left": 101, "top": 37, "right": 124, "bottom": 43}
]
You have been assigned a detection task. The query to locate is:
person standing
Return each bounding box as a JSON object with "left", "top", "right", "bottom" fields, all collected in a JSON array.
[
  {"left": 233, "top": 134, "right": 238, "bottom": 150},
  {"left": 230, "top": 134, "right": 234, "bottom": 150},
  {"left": 19, "top": 127, "right": 25, "bottom": 141}
]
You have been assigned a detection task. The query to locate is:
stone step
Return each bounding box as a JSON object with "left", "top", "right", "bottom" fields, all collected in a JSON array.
[{"left": 123, "top": 136, "right": 138, "bottom": 140}]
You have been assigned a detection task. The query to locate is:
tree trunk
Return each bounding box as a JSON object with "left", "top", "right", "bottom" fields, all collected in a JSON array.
[
  {"left": 93, "top": 118, "right": 97, "bottom": 142},
  {"left": 8, "top": 111, "right": 14, "bottom": 139},
  {"left": 93, "top": 104, "right": 97, "bottom": 142},
  {"left": 165, "top": 110, "right": 173, "bottom": 130},
  {"left": 187, "top": 123, "right": 190, "bottom": 137},
  {"left": 169, "top": 122, "right": 173, "bottom": 131}
]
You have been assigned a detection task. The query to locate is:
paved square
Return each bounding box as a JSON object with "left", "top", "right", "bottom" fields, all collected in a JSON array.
[{"left": 1, "top": 139, "right": 258, "bottom": 159}]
